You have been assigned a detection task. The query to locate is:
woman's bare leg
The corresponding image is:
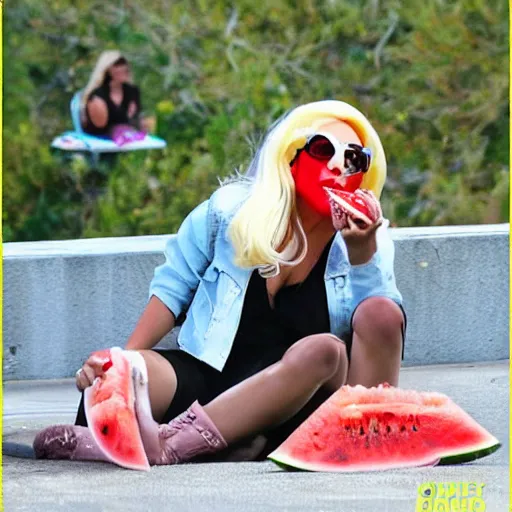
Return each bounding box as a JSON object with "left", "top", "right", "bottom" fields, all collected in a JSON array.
[
  {"left": 135, "top": 350, "right": 178, "bottom": 422},
  {"left": 284, "top": 334, "right": 349, "bottom": 393},
  {"left": 347, "top": 297, "right": 404, "bottom": 387},
  {"left": 203, "top": 333, "right": 348, "bottom": 444}
]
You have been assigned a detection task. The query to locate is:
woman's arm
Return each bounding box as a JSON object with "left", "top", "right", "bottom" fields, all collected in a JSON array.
[
  {"left": 348, "top": 220, "right": 403, "bottom": 306},
  {"left": 124, "top": 296, "right": 176, "bottom": 351},
  {"left": 77, "top": 296, "right": 175, "bottom": 390},
  {"left": 77, "top": 196, "right": 220, "bottom": 389},
  {"left": 127, "top": 198, "right": 214, "bottom": 351},
  {"left": 149, "top": 199, "right": 214, "bottom": 319},
  {"left": 86, "top": 97, "right": 109, "bottom": 129}
]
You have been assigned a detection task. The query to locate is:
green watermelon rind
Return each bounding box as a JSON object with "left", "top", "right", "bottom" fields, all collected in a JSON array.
[
  {"left": 437, "top": 441, "right": 501, "bottom": 466},
  {"left": 270, "top": 459, "right": 308, "bottom": 472}
]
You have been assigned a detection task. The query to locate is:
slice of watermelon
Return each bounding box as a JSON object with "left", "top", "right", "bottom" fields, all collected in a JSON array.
[
  {"left": 324, "top": 187, "right": 382, "bottom": 230},
  {"left": 268, "top": 383, "right": 500, "bottom": 472},
  {"left": 84, "top": 347, "right": 150, "bottom": 471}
]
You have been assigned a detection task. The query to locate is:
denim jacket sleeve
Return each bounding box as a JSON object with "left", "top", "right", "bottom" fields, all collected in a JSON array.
[
  {"left": 348, "top": 219, "right": 402, "bottom": 308},
  {"left": 149, "top": 199, "right": 213, "bottom": 318}
]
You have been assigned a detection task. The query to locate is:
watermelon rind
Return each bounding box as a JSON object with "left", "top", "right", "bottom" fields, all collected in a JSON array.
[
  {"left": 437, "top": 441, "right": 501, "bottom": 466},
  {"left": 268, "top": 441, "right": 502, "bottom": 473},
  {"left": 267, "top": 452, "right": 441, "bottom": 473}
]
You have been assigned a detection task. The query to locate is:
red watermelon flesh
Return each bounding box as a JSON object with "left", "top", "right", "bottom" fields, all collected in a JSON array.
[
  {"left": 268, "top": 384, "right": 500, "bottom": 472},
  {"left": 84, "top": 347, "right": 150, "bottom": 471},
  {"left": 324, "top": 187, "right": 382, "bottom": 230}
]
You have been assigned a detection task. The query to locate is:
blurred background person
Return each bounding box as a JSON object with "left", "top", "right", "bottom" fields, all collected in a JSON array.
[{"left": 81, "top": 50, "right": 153, "bottom": 139}]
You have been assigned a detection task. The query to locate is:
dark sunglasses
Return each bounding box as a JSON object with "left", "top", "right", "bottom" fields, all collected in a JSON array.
[{"left": 291, "top": 133, "right": 372, "bottom": 174}]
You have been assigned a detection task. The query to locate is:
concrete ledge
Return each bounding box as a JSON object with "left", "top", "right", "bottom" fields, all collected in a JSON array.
[{"left": 3, "top": 224, "right": 509, "bottom": 380}]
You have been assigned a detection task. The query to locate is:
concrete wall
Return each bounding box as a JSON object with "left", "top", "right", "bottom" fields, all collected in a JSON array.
[{"left": 3, "top": 224, "right": 509, "bottom": 380}]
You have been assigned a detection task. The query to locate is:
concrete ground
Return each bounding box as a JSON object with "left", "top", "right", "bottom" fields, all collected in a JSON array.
[{"left": 3, "top": 361, "right": 509, "bottom": 512}]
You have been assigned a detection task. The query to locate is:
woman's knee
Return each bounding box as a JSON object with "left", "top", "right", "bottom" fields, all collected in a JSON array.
[
  {"left": 352, "top": 297, "right": 404, "bottom": 351},
  {"left": 282, "top": 334, "right": 346, "bottom": 381}
]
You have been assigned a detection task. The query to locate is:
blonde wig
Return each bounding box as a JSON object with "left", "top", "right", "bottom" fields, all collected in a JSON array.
[
  {"left": 228, "top": 100, "right": 387, "bottom": 275},
  {"left": 81, "top": 50, "right": 131, "bottom": 114}
]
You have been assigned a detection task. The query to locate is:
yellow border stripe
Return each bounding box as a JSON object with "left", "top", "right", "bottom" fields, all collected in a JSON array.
[
  {"left": 0, "top": 0, "right": 4, "bottom": 509},
  {"left": 509, "top": 0, "right": 512, "bottom": 505}
]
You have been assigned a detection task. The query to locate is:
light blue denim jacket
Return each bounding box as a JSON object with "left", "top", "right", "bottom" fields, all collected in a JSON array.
[{"left": 149, "top": 182, "right": 402, "bottom": 371}]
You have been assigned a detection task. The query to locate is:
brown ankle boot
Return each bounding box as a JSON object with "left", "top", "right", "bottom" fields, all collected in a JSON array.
[{"left": 151, "top": 401, "right": 227, "bottom": 465}]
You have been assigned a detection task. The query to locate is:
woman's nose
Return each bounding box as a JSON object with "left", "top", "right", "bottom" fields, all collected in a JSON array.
[{"left": 319, "top": 166, "right": 341, "bottom": 180}]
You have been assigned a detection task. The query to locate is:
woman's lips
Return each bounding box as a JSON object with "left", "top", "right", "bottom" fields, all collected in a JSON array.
[{"left": 320, "top": 172, "right": 364, "bottom": 193}]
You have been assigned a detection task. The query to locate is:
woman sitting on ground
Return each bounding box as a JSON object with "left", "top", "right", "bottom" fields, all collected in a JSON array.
[{"left": 34, "top": 99, "right": 406, "bottom": 465}]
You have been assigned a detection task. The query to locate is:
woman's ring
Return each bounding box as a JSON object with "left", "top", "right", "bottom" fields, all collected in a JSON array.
[{"left": 76, "top": 368, "right": 83, "bottom": 377}]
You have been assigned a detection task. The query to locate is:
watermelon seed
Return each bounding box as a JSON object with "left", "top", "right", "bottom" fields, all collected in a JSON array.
[
  {"left": 101, "top": 425, "right": 109, "bottom": 435},
  {"left": 359, "top": 426, "right": 365, "bottom": 435},
  {"left": 386, "top": 426, "right": 391, "bottom": 434},
  {"left": 412, "top": 425, "right": 418, "bottom": 432},
  {"left": 400, "top": 425, "right": 406, "bottom": 433}
]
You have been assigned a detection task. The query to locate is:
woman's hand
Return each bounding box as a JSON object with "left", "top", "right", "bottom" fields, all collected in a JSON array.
[
  {"left": 75, "top": 352, "right": 112, "bottom": 392},
  {"left": 139, "top": 116, "right": 155, "bottom": 133},
  {"left": 341, "top": 217, "right": 383, "bottom": 265}
]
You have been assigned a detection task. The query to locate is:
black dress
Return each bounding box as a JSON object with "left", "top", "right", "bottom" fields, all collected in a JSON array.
[
  {"left": 83, "top": 83, "right": 142, "bottom": 137},
  {"left": 218, "top": 237, "right": 333, "bottom": 391}
]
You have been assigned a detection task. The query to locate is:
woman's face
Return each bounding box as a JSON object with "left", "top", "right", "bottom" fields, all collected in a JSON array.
[
  {"left": 291, "top": 120, "right": 364, "bottom": 217},
  {"left": 108, "top": 59, "right": 131, "bottom": 84}
]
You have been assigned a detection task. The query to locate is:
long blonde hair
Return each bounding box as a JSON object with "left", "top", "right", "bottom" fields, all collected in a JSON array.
[
  {"left": 81, "top": 50, "right": 131, "bottom": 114},
  {"left": 228, "top": 100, "right": 387, "bottom": 273}
]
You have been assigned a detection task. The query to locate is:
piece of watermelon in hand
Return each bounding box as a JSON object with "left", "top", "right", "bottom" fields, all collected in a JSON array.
[
  {"left": 324, "top": 187, "right": 382, "bottom": 231},
  {"left": 84, "top": 347, "right": 150, "bottom": 471}
]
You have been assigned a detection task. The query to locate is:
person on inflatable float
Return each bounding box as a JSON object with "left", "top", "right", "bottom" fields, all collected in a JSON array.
[
  {"left": 81, "top": 50, "right": 151, "bottom": 142},
  {"left": 34, "top": 99, "right": 406, "bottom": 465}
]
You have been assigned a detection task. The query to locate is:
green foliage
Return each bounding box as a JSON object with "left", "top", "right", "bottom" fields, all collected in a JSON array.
[{"left": 4, "top": 0, "right": 509, "bottom": 242}]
